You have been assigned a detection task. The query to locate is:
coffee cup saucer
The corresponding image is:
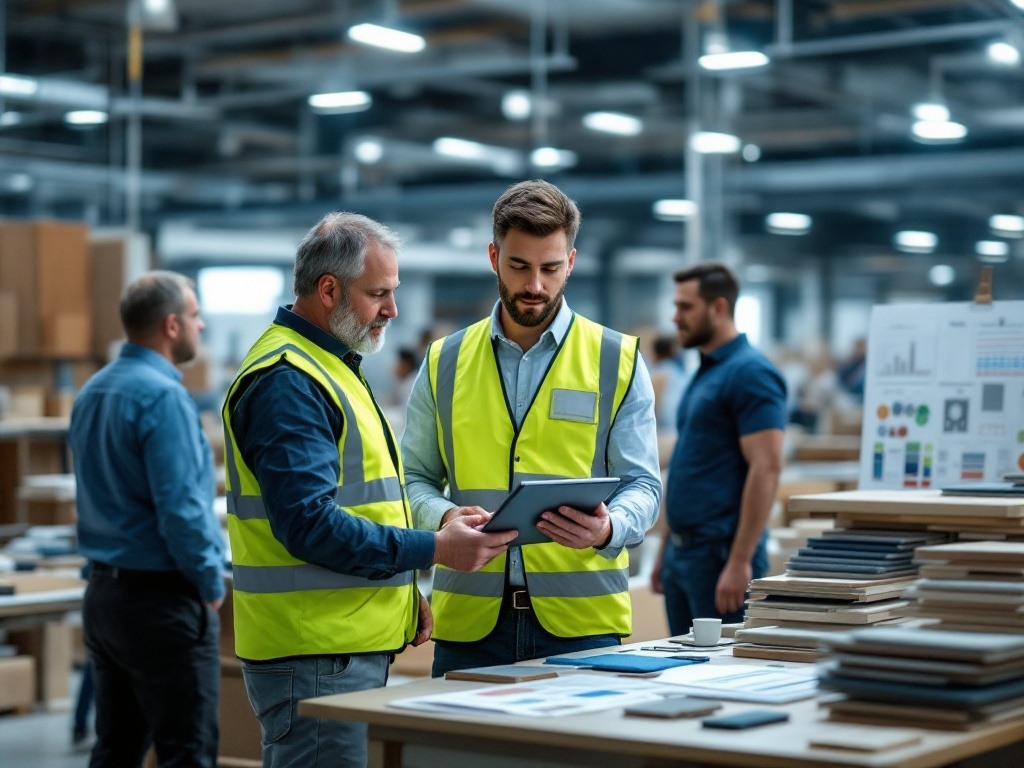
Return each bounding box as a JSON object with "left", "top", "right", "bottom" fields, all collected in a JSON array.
[{"left": 670, "top": 635, "right": 733, "bottom": 648}]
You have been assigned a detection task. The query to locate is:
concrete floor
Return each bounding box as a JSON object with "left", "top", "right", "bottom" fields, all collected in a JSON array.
[{"left": 0, "top": 684, "right": 89, "bottom": 768}]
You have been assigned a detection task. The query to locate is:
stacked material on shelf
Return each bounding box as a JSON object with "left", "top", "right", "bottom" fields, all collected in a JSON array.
[
  {"left": 787, "top": 528, "right": 946, "bottom": 579},
  {"left": 786, "top": 490, "right": 1024, "bottom": 537},
  {"left": 819, "top": 627, "right": 1024, "bottom": 730},
  {"left": 734, "top": 572, "right": 919, "bottom": 663},
  {"left": 906, "top": 541, "right": 1024, "bottom": 633}
]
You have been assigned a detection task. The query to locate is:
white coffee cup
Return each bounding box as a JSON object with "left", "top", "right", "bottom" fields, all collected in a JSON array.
[{"left": 691, "top": 618, "right": 722, "bottom": 646}]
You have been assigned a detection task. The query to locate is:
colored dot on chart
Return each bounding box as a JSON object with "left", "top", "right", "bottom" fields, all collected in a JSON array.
[{"left": 877, "top": 404, "right": 890, "bottom": 420}]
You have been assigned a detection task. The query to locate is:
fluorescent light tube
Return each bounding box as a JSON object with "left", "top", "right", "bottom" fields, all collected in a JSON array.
[
  {"left": 698, "top": 51, "right": 769, "bottom": 71},
  {"left": 347, "top": 23, "right": 425, "bottom": 53},
  {"left": 582, "top": 111, "right": 643, "bottom": 136}
]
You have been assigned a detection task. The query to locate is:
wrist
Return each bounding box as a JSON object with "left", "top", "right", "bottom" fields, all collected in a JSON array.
[{"left": 438, "top": 507, "right": 458, "bottom": 530}]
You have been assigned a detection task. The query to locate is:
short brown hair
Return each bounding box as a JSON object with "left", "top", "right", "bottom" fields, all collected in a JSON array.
[
  {"left": 492, "top": 179, "right": 580, "bottom": 249},
  {"left": 120, "top": 271, "right": 193, "bottom": 338},
  {"left": 673, "top": 261, "right": 740, "bottom": 318}
]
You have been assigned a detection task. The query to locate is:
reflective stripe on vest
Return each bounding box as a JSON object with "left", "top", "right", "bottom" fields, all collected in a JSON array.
[
  {"left": 223, "top": 325, "right": 417, "bottom": 659},
  {"left": 428, "top": 313, "right": 637, "bottom": 641}
]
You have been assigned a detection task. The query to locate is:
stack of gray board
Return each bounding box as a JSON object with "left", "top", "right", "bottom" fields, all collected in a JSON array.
[
  {"left": 786, "top": 529, "right": 948, "bottom": 579},
  {"left": 819, "top": 626, "right": 1024, "bottom": 730},
  {"left": 734, "top": 573, "right": 917, "bottom": 663},
  {"left": 906, "top": 541, "right": 1024, "bottom": 633}
]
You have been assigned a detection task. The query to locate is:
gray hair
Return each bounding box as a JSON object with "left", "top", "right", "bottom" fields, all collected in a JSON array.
[
  {"left": 293, "top": 212, "right": 402, "bottom": 299},
  {"left": 120, "top": 271, "right": 193, "bottom": 338}
]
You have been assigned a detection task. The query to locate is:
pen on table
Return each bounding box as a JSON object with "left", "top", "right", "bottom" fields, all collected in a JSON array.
[{"left": 636, "top": 646, "right": 686, "bottom": 652}]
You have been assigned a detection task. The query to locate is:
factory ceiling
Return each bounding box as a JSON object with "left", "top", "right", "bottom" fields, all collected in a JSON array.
[{"left": 2, "top": 0, "right": 1024, "bottom": 300}]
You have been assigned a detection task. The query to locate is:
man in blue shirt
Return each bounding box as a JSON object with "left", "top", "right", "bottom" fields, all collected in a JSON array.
[
  {"left": 71, "top": 271, "right": 224, "bottom": 768},
  {"left": 651, "top": 262, "right": 786, "bottom": 636}
]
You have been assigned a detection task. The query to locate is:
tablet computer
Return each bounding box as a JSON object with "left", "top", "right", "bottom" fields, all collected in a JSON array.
[{"left": 479, "top": 477, "right": 620, "bottom": 546}]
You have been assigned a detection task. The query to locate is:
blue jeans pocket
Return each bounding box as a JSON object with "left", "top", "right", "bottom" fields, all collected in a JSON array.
[{"left": 241, "top": 664, "right": 293, "bottom": 745}]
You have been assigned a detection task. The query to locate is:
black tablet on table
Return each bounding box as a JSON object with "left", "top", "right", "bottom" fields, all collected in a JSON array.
[{"left": 479, "top": 477, "right": 620, "bottom": 546}]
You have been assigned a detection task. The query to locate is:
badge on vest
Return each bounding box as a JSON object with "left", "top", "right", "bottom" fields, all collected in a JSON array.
[{"left": 550, "top": 388, "right": 598, "bottom": 423}]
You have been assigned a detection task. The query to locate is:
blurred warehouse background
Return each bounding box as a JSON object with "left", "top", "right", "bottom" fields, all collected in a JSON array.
[{"left": 1, "top": 0, "right": 1023, "bottom": 398}]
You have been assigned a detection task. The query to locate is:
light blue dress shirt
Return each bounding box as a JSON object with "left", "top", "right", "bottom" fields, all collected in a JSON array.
[{"left": 401, "top": 300, "right": 662, "bottom": 586}]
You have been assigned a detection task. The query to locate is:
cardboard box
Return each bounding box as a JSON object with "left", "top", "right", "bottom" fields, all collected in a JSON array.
[
  {"left": 41, "top": 312, "right": 92, "bottom": 358},
  {"left": 16, "top": 496, "right": 76, "bottom": 525},
  {"left": 0, "top": 221, "right": 40, "bottom": 353},
  {"left": 179, "top": 349, "right": 212, "bottom": 393},
  {"left": 89, "top": 231, "right": 150, "bottom": 358},
  {"left": 36, "top": 221, "right": 90, "bottom": 319},
  {"left": 0, "top": 292, "right": 16, "bottom": 359},
  {"left": 0, "top": 656, "right": 37, "bottom": 713},
  {"left": 0, "top": 220, "right": 91, "bottom": 357},
  {"left": 7, "top": 385, "right": 46, "bottom": 418},
  {"left": 44, "top": 390, "right": 75, "bottom": 418}
]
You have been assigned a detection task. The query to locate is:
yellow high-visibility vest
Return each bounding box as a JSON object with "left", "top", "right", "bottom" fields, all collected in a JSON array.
[
  {"left": 223, "top": 323, "right": 417, "bottom": 660},
  {"left": 427, "top": 313, "right": 637, "bottom": 641}
]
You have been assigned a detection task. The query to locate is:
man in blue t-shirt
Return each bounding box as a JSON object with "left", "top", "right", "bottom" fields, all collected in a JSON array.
[{"left": 651, "top": 262, "right": 787, "bottom": 636}]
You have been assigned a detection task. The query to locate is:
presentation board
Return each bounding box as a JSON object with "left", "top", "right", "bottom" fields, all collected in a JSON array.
[{"left": 858, "top": 300, "right": 1024, "bottom": 489}]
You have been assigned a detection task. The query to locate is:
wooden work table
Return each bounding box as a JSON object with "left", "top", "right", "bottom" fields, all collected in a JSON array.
[
  {"left": 0, "top": 571, "right": 84, "bottom": 708},
  {"left": 300, "top": 643, "right": 1024, "bottom": 768}
]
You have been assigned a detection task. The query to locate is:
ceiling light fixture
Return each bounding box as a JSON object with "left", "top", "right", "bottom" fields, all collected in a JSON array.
[
  {"left": 138, "top": 0, "right": 179, "bottom": 32},
  {"left": 530, "top": 146, "right": 577, "bottom": 169},
  {"left": 911, "top": 101, "right": 949, "bottom": 122},
  {"left": 894, "top": 230, "right": 937, "bottom": 253},
  {"left": 652, "top": 199, "right": 697, "bottom": 221},
  {"left": 0, "top": 74, "right": 38, "bottom": 97},
  {"left": 347, "top": 23, "right": 425, "bottom": 53},
  {"left": 989, "top": 214, "right": 1024, "bottom": 237},
  {"left": 64, "top": 110, "right": 108, "bottom": 126},
  {"left": 910, "top": 119, "right": 967, "bottom": 143},
  {"left": 975, "top": 240, "right": 1010, "bottom": 262},
  {"left": 433, "top": 137, "right": 523, "bottom": 175},
  {"left": 690, "top": 131, "right": 742, "bottom": 154},
  {"left": 0, "top": 111, "right": 22, "bottom": 127},
  {"left": 1012, "top": 0, "right": 1024, "bottom": 10},
  {"left": 6, "top": 173, "right": 33, "bottom": 193},
  {"left": 501, "top": 91, "right": 532, "bottom": 120},
  {"left": 582, "top": 111, "right": 643, "bottom": 136},
  {"left": 987, "top": 41, "right": 1021, "bottom": 66},
  {"left": 308, "top": 90, "right": 372, "bottom": 113},
  {"left": 354, "top": 138, "right": 384, "bottom": 164},
  {"left": 698, "top": 50, "right": 770, "bottom": 71},
  {"left": 741, "top": 143, "right": 761, "bottom": 162},
  {"left": 765, "top": 212, "right": 812, "bottom": 235},
  {"left": 929, "top": 264, "right": 956, "bottom": 286}
]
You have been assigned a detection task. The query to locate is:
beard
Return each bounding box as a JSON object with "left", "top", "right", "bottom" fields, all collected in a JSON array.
[
  {"left": 497, "top": 275, "right": 565, "bottom": 328},
  {"left": 678, "top": 309, "right": 715, "bottom": 349},
  {"left": 329, "top": 304, "right": 389, "bottom": 355}
]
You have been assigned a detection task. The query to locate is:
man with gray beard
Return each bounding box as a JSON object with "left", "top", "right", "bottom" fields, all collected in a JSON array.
[{"left": 222, "top": 212, "right": 516, "bottom": 768}]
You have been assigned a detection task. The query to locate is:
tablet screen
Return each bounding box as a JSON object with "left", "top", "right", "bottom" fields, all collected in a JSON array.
[{"left": 479, "top": 477, "right": 620, "bottom": 545}]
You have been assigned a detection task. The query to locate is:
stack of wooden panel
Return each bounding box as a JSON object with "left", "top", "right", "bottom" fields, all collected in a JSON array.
[
  {"left": 819, "top": 627, "right": 1024, "bottom": 730},
  {"left": 906, "top": 541, "right": 1024, "bottom": 633},
  {"left": 734, "top": 571, "right": 920, "bottom": 663},
  {"left": 787, "top": 489, "right": 1024, "bottom": 539}
]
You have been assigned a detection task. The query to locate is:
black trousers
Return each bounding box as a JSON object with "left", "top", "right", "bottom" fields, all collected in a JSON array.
[{"left": 83, "top": 566, "right": 220, "bottom": 768}]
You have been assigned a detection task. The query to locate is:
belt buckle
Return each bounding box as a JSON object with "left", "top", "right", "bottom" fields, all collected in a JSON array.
[{"left": 510, "top": 589, "right": 530, "bottom": 610}]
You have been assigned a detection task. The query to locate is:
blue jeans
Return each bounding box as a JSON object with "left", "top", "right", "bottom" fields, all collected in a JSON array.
[
  {"left": 431, "top": 599, "right": 620, "bottom": 677},
  {"left": 241, "top": 653, "right": 389, "bottom": 768},
  {"left": 661, "top": 532, "right": 768, "bottom": 637}
]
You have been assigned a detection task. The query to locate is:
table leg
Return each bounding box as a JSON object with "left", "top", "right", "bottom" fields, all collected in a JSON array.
[{"left": 367, "top": 737, "right": 402, "bottom": 768}]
